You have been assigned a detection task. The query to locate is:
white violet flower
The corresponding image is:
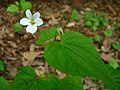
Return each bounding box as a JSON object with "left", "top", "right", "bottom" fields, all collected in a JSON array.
[{"left": 20, "top": 9, "right": 43, "bottom": 34}]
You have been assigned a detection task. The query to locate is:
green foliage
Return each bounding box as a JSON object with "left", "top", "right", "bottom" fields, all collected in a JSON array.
[
  {"left": 85, "top": 21, "right": 92, "bottom": 27},
  {"left": 7, "top": 4, "right": 19, "bottom": 12},
  {"left": 71, "top": 9, "right": 80, "bottom": 22},
  {"left": 20, "top": 1, "right": 32, "bottom": 11},
  {"left": 108, "top": 59, "right": 119, "bottom": 69},
  {"left": 1, "top": 24, "right": 120, "bottom": 89},
  {"left": 104, "top": 30, "right": 112, "bottom": 37},
  {"left": 0, "top": 77, "right": 10, "bottom": 90},
  {"left": 11, "top": 66, "right": 36, "bottom": 90},
  {"left": 13, "top": 23, "right": 22, "bottom": 32},
  {"left": 100, "top": 18, "right": 108, "bottom": 27},
  {"left": 85, "top": 10, "right": 109, "bottom": 30},
  {"left": 0, "top": 60, "right": 6, "bottom": 72},
  {"left": 3, "top": 66, "right": 82, "bottom": 90},
  {"left": 93, "top": 34, "right": 101, "bottom": 42},
  {"left": 7, "top": 0, "right": 32, "bottom": 12},
  {"left": 112, "top": 23, "right": 119, "bottom": 30},
  {"left": 44, "top": 31, "right": 117, "bottom": 89},
  {"left": 85, "top": 10, "right": 93, "bottom": 21},
  {"left": 60, "top": 75, "right": 83, "bottom": 90},
  {"left": 106, "top": 65, "right": 120, "bottom": 89},
  {"left": 93, "top": 16, "right": 101, "bottom": 22},
  {"left": 92, "top": 24, "right": 98, "bottom": 31},
  {"left": 111, "top": 42, "right": 120, "bottom": 50},
  {"left": 35, "top": 27, "right": 59, "bottom": 44},
  {"left": 88, "top": 37, "right": 94, "bottom": 43}
]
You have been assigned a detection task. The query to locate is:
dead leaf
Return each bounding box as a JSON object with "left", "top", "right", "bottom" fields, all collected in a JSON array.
[
  {"left": 100, "top": 53, "right": 113, "bottom": 62},
  {"left": 35, "top": 66, "right": 45, "bottom": 76},
  {"left": 56, "top": 70, "right": 67, "bottom": 79},
  {"left": 66, "top": 22, "right": 76, "bottom": 27},
  {"left": 22, "top": 44, "right": 41, "bottom": 66}
]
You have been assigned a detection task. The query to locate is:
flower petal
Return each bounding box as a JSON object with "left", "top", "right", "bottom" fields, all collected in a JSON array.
[
  {"left": 20, "top": 18, "right": 30, "bottom": 25},
  {"left": 33, "top": 12, "right": 40, "bottom": 19},
  {"left": 26, "top": 25, "right": 37, "bottom": 34},
  {"left": 26, "top": 9, "right": 32, "bottom": 19},
  {"left": 35, "top": 18, "right": 43, "bottom": 26}
]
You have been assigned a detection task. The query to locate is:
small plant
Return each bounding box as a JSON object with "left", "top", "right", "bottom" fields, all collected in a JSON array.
[
  {"left": 7, "top": 4, "right": 19, "bottom": 12},
  {"left": 7, "top": 0, "right": 32, "bottom": 12},
  {"left": 108, "top": 59, "right": 119, "bottom": 69},
  {"left": 13, "top": 22, "right": 22, "bottom": 32},
  {"left": 100, "top": 17, "right": 108, "bottom": 27},
  {"left": 85, "top": 10, "right": 109, "bottom": 30},
  {"left": 112, "top": 23, "right": 119, "bottom": 30},
  {"left": 85, "top": 10, "right": 93, "bottom": 21},
  {"left": 71, "top": 9, "right": 80, "bottom": 22},
  {"left": 111, "top": 42, "right": 120, "bottom": 50},
  {"left": 85, "top": 10, "right": 93, "bottom": 27},
  {"left": 104, "top": 30, "right": 112, "bottom": 37},
  {"left": 93, "top": 34, "right": 101, "bottom": 42}
]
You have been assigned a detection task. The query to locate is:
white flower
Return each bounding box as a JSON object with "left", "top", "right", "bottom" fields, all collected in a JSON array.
[{"left": 20, "top": 9, "right": 43, "bottom": 34}]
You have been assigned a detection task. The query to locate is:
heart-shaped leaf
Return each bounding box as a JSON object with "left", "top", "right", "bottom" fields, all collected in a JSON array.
[{"left": 44, "top": 31, "right": 117, "bottom": 90}]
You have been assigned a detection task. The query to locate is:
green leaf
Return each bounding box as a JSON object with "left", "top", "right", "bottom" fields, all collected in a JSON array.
[
  {"left": 106, "top": 65, "right": 120, "bottom": 89},
  {"left": 93, "top": 34, "right": 101, "bottom": 42},
  {"left": 85, "top": 10, "right": 93, "bottom": 21},
  {"left": 93, "top": 21, "right": 99, "bottom": 27},
  {"left": 104, "top": 30, "right": 112, "bottom": 37},
  {"left": 35, "top": 27, "right": 58, "bottom": 44},
  {"left": 88, "top": 37, "right": 94, "bottom": 43},
  {"left": 44, "top": 31, "right": 117, "bottom": 90},
  {"left": 7, "top": 4, "right": 19, "bottom": 12},
  {"left": 13, "top": 23, "right": 22, "bottom": 32},
  {"left": 11, "top": 67, "right": 83, "bottom": 90},
  {"left": 0, "top": 77, "right": 10, "bottom": 90},
  {"left": 111, "top": 42, "right": 120, "bottom": 50},
  {"left": 0, "top": 60, "right": 6, "bottom": 72},
  {"left": 61, "top": 75, "right": 83, "bottom": 90},
  {"left": 93, "top": 15, "right": 101, "bottom": 22},
  {"left": 20, "top": 0, "right": 25, "bottom": 5},
  {"left": 11, "top": 66, "right": 36, "bottom": 90},
  {"left": 108, "top": 59, "right": 119, "bottom": 69},
  {"left": 101, "top": 18, "right": 108, "bottom": 27},
  {"left": 30, "top": 75, "right": 61, "bottom": 90},
  {"left": 71, "top": 9, "right": 80, "bottom": 22},
  {"left": 85, "top": 21, "right": 92, "bottom": 27},
  {"left": 31, "top": 74, "right": 83, "bottom": 90},
  {"left": 15, "top": 66, "right": 36, "bottom": 79},
  {"left": 21, "top": 2, "right": 32, "bottom": 11},
  {"left": 92, "top": 25, "right": 98, "bottom": 31},
  {"left": 112, "top": 23, "right": 119, "bottom": 30}
]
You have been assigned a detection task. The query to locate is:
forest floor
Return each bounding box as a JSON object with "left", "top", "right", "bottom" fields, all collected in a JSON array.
[{"left": 0, "top": 0, "right": 120, "bottom": 89}]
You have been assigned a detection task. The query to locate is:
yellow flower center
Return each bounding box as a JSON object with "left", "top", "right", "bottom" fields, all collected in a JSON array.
[{"left": 30, "top": 19, "right": 35, "bottom": 25}]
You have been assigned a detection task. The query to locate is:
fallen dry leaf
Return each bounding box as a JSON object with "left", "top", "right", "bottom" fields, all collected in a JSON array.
[
  {"left": 66, "top": 22, "right": 76, "bottom": 27},
  {"left": 35, "top": 66, "right": 45, "bottom": 76},
  {"left": 22, "top": 44, "right": 41, "bottom": 66}
]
